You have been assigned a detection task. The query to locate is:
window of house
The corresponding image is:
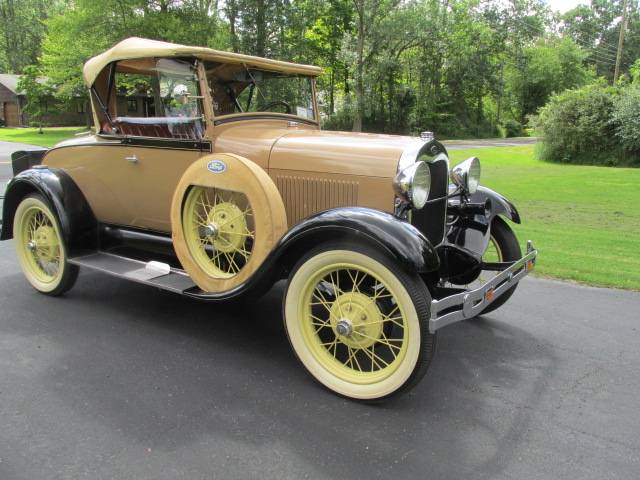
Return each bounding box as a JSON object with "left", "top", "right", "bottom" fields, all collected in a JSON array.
[{"left": 127, "top": 98, "right": 138, "bottom": 113}]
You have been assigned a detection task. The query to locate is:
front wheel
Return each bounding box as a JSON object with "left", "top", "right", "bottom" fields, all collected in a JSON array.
[
  {"left": 283, "top": 242, "right": 436, "bottom": 401},
  {"left": 480, "top": 216, "right": 522, "bottom": 314}
]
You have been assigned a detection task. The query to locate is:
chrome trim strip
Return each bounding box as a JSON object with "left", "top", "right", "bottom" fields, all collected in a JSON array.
[{"left": 429, "top": 240, "right": 538, "bottom": 332}]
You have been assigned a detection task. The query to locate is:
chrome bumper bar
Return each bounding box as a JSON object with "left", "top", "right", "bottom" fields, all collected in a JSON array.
[{"left": 429, "top": 240, "right": 537, "bottom": 332}]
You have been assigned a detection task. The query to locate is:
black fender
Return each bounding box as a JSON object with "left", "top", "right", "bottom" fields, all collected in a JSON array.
[
  {"left": 448, "top": 186, "right": 521, "bottom": 257},
  {"left": 184, "top": 207, "right": 439, "bottom": 301},
  {"left": 0, "top": 167, "right": 97, "bottom": 254},
  {"left": 470, "top": 186, "right": 520, "bottom": 224},
  {"left": 275, "top": 207, "right": 439, "bottom": 273}
]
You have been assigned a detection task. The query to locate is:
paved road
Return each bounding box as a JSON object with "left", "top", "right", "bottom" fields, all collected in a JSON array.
[
  {"left": 0, "top": 237, "right": 638, "bottom": 479},
  {"left": 443, "top": 137, "right": 536, "bottom": 150}
]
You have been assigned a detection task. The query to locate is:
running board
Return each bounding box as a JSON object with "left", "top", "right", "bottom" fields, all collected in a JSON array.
[{"left": 68, "top": 252, "right": 196, "bottom": 293}]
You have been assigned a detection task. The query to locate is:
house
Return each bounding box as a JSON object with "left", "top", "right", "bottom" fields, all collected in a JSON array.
[{"left": 0, "top": 74, "right": 89, "bottom": 127}]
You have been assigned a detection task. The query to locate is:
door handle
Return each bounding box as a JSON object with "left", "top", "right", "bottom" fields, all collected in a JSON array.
[{"left": 125, "top": 155, "right": 138, "bottom": 163}]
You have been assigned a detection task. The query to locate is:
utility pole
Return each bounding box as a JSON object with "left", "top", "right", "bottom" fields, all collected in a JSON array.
[{"left": 614, "top": 0, "right": 629, "bottom": 83}]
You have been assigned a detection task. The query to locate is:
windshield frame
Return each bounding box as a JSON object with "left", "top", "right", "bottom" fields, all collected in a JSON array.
[{"left": 204, "top": 63, "right": 320, "bottom": 125}]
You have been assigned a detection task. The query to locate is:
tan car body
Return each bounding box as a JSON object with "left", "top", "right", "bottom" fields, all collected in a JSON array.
[{"left": 44, "top": 38, "right": 422, "bottom": 233}]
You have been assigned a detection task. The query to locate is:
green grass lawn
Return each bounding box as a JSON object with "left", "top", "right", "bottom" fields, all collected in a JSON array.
[
  {"left": 450, "top": 145, "right": 640, "bottom": 290},
  {"left": 0, "top": 127, "right": 88, "bottom": 148}
]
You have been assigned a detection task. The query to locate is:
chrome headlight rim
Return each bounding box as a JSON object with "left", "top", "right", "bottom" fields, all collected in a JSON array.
[
  {"left": 393, "top": 160, "right": 431, "bottom": 209},
  {"left": 450, "top": 156, "right": 481, "bottom": 194}
]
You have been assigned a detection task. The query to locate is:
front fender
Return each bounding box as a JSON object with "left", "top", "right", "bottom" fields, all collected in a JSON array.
[
  {"left": 448, "top": 186, "right": 521, "bottom": 257},
  {"left": 0, "top": 167, "right": 97, "bottom": 254},
  {"left": 277, "top": 207, "right": 440, "bottom": 273},
  {"left": 471, "top": 186, "right": 521, "bottom": 224}
]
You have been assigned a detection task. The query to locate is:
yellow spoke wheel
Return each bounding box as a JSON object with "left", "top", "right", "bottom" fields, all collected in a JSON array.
[
  {"left": 13, "top": 194, "right": 78, "bottom": 295},
  {"left": 284, "top": 245, "right": 436, "bottom": 400},
  {"left": 182, "top": 186, "right": 255, "bottom": 279},
  {"left": 171, "top": 154, "right": 287, "bottom": 293}
]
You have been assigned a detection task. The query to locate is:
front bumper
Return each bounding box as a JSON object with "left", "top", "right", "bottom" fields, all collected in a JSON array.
[{"left": 429, "top": 240, "right": 537, "bottom": 332}]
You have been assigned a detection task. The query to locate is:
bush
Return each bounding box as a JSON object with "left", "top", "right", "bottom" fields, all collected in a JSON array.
[
  {"left": 500, "top": 119, "right": 523, "bottom": 138},
  {"left": 536, "top": 82, "right": 627, "bottom": 166},
  {"left": 612, "top": 86, "right": 640, "bottom": 154}
]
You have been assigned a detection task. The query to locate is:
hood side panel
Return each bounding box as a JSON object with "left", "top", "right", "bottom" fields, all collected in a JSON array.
[{"left": 270, "top": 130, "right": 418, "bottom": 178}]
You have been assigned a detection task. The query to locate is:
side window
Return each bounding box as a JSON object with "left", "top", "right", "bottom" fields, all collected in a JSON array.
[
  {"left": 112, "top": 58, "right": 204, "bottom": 140},
  {"left": 115, "top": 72, "right": 153, "bottom": 118},
  {"left": 157, "top": 59, "right": 201, "bottom": 119}
]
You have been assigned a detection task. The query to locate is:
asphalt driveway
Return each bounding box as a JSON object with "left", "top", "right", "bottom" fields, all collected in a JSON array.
[{"left": 0, "top": 236, "right": 638, "bottom": 480}]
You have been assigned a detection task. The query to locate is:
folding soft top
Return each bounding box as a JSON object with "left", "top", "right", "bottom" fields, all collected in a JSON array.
[{"left": 83, "top": 37, "right": 323, "bottom": 86}]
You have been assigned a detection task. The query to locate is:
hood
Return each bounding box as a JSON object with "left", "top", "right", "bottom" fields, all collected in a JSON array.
[{"left": 269, "top": 129, "right": 423, "bottom": 178}]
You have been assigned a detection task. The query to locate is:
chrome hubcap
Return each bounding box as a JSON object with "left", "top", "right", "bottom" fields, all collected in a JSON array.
[
  {"left": 203, "top": 223, "right": 219, "bottom": 239},
  {"left": 336, "top": 318, "right": 353, "bottom": 337}
]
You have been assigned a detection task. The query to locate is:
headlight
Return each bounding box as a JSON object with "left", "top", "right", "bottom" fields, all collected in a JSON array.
[
  {"left": 450, "top": 157, "right": 481, "bottom": 194},
  {"left": 393, "top": 161, "right": 431, "bottom": 209}
]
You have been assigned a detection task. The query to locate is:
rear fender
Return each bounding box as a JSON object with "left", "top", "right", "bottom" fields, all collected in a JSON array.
[{"left": 0, "top": 167, "right": 97, "bottom": 254}]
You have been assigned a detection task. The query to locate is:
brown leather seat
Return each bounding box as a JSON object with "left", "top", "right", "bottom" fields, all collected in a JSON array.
[{"left": 111, "top": 117, "right": 201, "bottom": 139}]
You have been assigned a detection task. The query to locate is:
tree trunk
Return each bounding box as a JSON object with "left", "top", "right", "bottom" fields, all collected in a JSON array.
[
  {"left": 227, "top": 0, "right": 239, "bottom": 53},
  {"left": 255, "top": 0, "right": 267, "bottom": 57},
  {"left": 329, "top": 68, "right": 335, "bottom": 115},
  {"left": 353, "top": 0, "right": 365, "bottom": 132}
]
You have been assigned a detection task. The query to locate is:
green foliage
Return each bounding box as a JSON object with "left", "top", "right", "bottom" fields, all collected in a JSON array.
[
  {"left": 612, "top": 85, "right": 640, "bottom": 153},
  {"left": 505, "top": 37, "right": 593, "bottom": 123},
  {"left": 500, "top": 119, "right": 523, "bottom": 138},
  {"left": 16, "top": 65, "right": 59, "bottom": 129},
  {"left": 536, "top": 82, "right": 623, "bottom": 165},
  {"left": 3, "top": 0, "right": 637, "bottom": 139},
  {"left": 0, "top": 0, "right": 62, "bottom": 73}
]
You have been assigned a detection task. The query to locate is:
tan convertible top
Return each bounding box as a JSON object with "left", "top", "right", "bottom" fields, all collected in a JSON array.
[{"left": 83, "top": 37, "right": 323, "bottom": 86}]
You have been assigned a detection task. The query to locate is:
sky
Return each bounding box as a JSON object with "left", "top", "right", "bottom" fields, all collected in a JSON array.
[{"left": 546, "top": 0, "right": 584, "bottom": 13}]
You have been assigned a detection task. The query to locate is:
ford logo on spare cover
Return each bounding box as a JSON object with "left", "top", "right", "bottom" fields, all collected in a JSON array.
[{"left": 207, "top": 159, "right": 227, "bottom": 173}]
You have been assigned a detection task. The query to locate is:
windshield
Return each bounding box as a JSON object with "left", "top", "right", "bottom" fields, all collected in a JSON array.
[{"left": 207, "top": 66, "right": 316, "bottom": 121}]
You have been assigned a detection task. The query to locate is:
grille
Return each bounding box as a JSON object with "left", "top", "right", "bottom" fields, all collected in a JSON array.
[
  {"left": 411, "top": 158, "right": 449, "bottom": 245},
  {"left": 274, "top": 175, "right": 359, "bottom": 226}
]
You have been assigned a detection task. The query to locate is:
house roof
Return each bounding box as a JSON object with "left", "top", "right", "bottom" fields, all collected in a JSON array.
[
  {"left": 0, "top": 73, "right": 49, "bottom": 95},
  {"left": 0, "top": 74, "right": 21, "bottom": 94},
  {"left": 83, "top": 37, "right": 323, "bottom": 87}
]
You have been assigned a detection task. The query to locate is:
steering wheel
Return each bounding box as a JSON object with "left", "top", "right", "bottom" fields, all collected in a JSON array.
[{"left": 261, "top": 101, "right": 292, "bottom": 114}]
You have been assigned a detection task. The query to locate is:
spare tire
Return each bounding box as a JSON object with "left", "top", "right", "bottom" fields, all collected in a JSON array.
[{"left": 170, "top": 153, "right": 287, "bottom": 292}]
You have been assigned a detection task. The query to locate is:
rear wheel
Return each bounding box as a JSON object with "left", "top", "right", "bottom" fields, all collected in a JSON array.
[
  {"left": 13, "top": 194, "right": 78, "bottom": 296},
  {"left": 283, "top": 242, "right": 436, "bottom": 401}
]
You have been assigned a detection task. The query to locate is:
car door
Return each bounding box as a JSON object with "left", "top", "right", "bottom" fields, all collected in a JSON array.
[
  {"left": 99, "top": 57, "right": 209, "bottom": 232},
  {"left": 117, "top": 138, "right": 209, "bottom": 232}
]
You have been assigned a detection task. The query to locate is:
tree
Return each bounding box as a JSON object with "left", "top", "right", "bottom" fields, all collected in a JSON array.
[
  {"left": 0, "top": 0, "right": 60, "bottom": 73},
  {"left": 505, "top": 36, "right": 592, "bottom": 123},
  {"left": 16, "top": 65, "right": 57, "bottom": 132}
]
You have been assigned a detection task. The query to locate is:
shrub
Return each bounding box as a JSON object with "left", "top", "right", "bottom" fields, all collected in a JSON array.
[
  {"left": 536, "top": 82, "right": 625, "bottom": 166},
  {"left": 612, "top": 86, "right": 640, "bottom": 154},
  {"left": 501, "top": 119, "right": 523, "bottom": 138}
]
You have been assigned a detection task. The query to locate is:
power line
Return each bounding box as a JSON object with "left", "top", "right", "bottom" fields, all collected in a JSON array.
[{"left": 505, "top": 11, "right": 627, "bottom": 59}]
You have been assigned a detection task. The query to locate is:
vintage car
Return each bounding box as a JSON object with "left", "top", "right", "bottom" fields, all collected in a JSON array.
[{"left": 0, "top": 38, "right": 536, "bottom": 401}]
